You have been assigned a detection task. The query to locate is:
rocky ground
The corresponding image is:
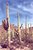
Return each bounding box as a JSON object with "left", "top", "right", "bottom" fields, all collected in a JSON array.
[
  {"left": 0, "top": 33, "right": 33, "bottom": 50},
  {"left": 0, "top": 40, "right": 33, "bottom": 50}
]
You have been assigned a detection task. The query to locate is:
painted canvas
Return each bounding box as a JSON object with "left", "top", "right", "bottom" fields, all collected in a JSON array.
[{"left": 0, "top": 0, "right": 33, "bottom": 50}]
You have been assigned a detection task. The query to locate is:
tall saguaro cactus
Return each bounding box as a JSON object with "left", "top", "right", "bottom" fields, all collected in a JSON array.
[
  {"left": 6, "top": 0, "right": 10, "bottom": 48},
  {"left": 17, "top": 13, "right": 21, "bottom": 42}
]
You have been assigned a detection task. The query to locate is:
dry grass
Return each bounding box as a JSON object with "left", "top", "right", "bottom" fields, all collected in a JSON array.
[{"left": 0, "top": 48, "right": 9, "bottom": 50}]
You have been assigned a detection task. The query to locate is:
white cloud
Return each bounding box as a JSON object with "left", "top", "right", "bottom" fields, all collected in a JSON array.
[
  {"left": 9, "top": 6, "right": 23, "bottom": 15},
  {"left": 17, "top": 5, "right": 22, "bottom": 8},
  {"left": 17, "top": 4, "right": 33, "bottom": 14},
  {"left": 31, "top": 2, "right": 33, "bottom": 8}
]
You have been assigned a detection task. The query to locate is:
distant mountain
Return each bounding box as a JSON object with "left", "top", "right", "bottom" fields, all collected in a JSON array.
[
  {"left": 0, "top": 25, "right": 6, "bottom": 34},
  {"left": 0, "top": 24, "right": 33, "bottom": 34}
]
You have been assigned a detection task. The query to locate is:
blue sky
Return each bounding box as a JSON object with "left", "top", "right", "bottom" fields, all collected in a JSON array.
[{"left": 0, "top": 0, "right": 33, "bottom": 27}]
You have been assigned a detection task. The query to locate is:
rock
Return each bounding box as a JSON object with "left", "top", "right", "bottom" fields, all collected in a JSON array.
[
  {"left": 23, "top": 47, "right": 31, "bottom": 50},
  {"left": 0, "top": 45, "right": 2, "bottom": 48}
]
